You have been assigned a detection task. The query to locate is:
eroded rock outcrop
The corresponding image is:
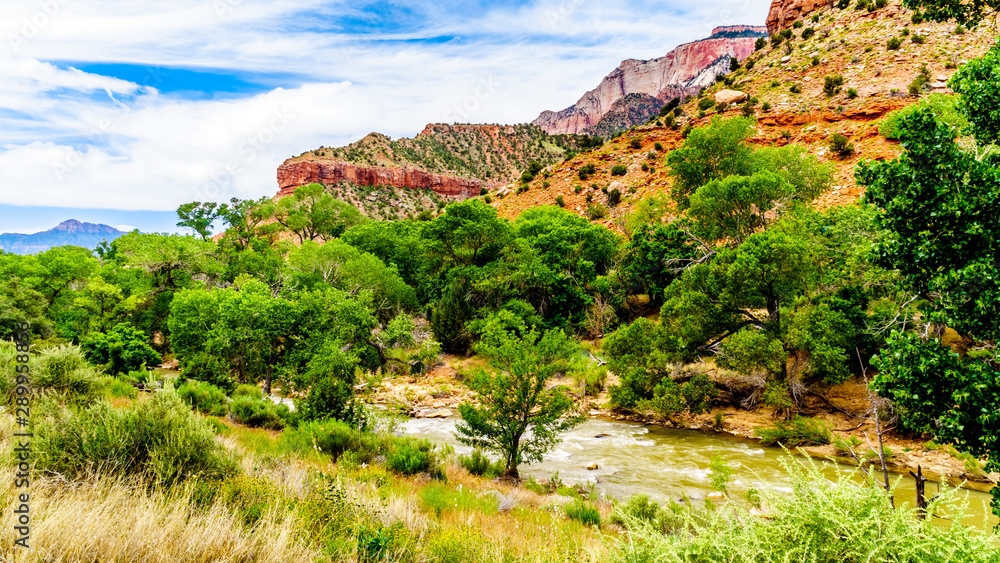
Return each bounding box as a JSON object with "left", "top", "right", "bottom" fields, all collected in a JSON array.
[
  {"left": 276, "top": 159, "right": 485, "bottom": 199},
  {"left": 532, "top": 26, "right": 767, "bottom": 135},
  {"left": 766, "top": 0, "right": 834, "bottom": 35}
]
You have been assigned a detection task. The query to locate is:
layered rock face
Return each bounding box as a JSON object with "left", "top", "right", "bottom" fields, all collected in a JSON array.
[
  {"left": 276, "top": 159, "right": 484, "bottom": 199},
  {"left": 766, "top": 0, "right": 833, "bottom": 34},
  {"left": 532, "top": 26, "right": 767, "bottom": 135}
]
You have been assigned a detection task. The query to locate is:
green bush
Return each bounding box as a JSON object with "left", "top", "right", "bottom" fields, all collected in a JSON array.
[
  {"left": 555, "top": 195, "right": 565, "bottom": 207},
  {"left": 847, "top": 88, "right": 859, "bottom": 99},
  {"left": 789, "top": 84, "right": 802, "bottom": 94},
  {"left": 82, "top": 323, "right": 160, "bottom": 376},
  {"left": 607, "top": 188, "right": 622, "bottom": 206},
  {"left": 681, "top": 374, "right": 719, "bottom": 415},
  {"left": 610, "top": 494, "right": 684, "bottom": 534},
  {"left": 880, "top": 94, "right": 968, "bottom": 139},
  {"left": 829, "top": 133, "right": 855, "bottom": 158},
  {"left": 387, "top": 438, "right": 444, "bottom": 479},
  {"left": 586, "top": 203, "right": 609, "bottom": 221},
  {"left": 177, "top": 379, "right": 229, "bottom": 416},
  {"left": 755, "top": 416, "right": 831, "bottom": 447},
  {"left": 629, "top": 137, "right": 642, "bottom": 149},
  {"left": 611, "top": 164, "right": 628, "bottom": 176},
  {"left": 294, "top": 419, "right": 382, "bottom": 462},
  {"left": 458, "top": 448, "right": 503, "bottom": 478},
  {"left": 33, "top": 390, "right": 237, "bottom": 485},
  {"left": 229, "top": 395, "right": 287, "bottom": 429},
  {"left": 32, "top": 344, "right": 103, "bottom": 401},
  {"left": 296, "top": 376, "right": 362, "bottom": 426},
  {"left": 613, "top": 457, "right": 999, "bottom": 562},
  {"left": 565, "top": 499, "right": 601, "bottom": 526},
  {"left": 478, "top": 187, "right": 488, "bottom": 196},
  {"left": 653, "top": 142, "right": 663, "bottom": 151},
  {"left": 887, "top": 37, "right": 902, "bottom": 50},
  {"left": 179, "top": 352, "right": 232, "bottom": 393},
  {"left": 104, "top": 377, "right": 138, "bottom": 399},
  {"left": 697, "top": 97, "right": 715, "bottom": 111},
  {"left": 801, "top": 27, "right": 815, "bottom": 40},
  {"left": 755, "top": 37, "right": 766, "bottom": 51},
  {"left": 232, "top": 383, "right": 262, "bottom": 399},
  {"left": 578, "top": 163, "right": 597, "bottom": 180},
  {"left": 823, "top": 75, "right": 844, "bottom": 97}
]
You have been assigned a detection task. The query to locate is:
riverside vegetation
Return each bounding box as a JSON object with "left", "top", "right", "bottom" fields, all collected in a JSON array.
[{"left": 2, "top": 2, "right": 1000, "bottom": 561}]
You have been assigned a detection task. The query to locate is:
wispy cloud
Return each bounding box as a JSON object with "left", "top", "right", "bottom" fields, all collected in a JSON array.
[{"left": 0, "top": 0, "right": 770, "bottom": 214}]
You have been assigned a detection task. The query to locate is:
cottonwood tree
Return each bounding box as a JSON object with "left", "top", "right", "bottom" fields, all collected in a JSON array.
[
  {"left": 857, "top": 57, "right": 1000, "bottom": 516},
  {"left": 455, "top": 311, "right": 584, "bottom": 479}
]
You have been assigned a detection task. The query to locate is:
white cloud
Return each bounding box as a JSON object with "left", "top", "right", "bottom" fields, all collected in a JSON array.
[{"left": 0, "top": 0, "right": 771, "bottom": 211}]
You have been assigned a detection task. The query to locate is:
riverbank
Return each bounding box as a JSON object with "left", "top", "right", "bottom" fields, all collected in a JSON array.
[{"left": 369, "top": 354, "right": 998, "bottom": 494}]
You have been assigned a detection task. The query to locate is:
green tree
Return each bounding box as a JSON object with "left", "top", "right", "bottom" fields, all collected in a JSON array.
[
  {"left": 857, "top": 88, "right": 1000, "bottom": 515},
  {"left": 83, "top": 322, "right": 161, "bottom": 375},
  {"left": 176, "top": 201, "right": 221, "bottom": 240},
  {"left": 948, "top": 43, "right": 1000, "bottom": 146},
  {"left": 455, "top": 311, "right": 584, "bottom": 478},
  {"left": 688, "top": 171, "right": 795, "bottom": 245},
  {"left": 666, "top": 116, "right": 756, "bottom": 208},
  {"left": 620, "top": 222, "right": 698, "bottom": 304},
  {"left": 264, "top": 183, "right": 364, "bottom": 243}
]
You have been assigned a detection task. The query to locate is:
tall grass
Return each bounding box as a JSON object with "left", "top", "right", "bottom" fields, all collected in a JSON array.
[{"left": 609, "top": 457, "right": 999, "bottom": 563}]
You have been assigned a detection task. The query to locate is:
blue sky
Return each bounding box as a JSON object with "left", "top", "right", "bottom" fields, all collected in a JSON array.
[{"left": 0, "top": 0, "right": 770, "bottom": 234}]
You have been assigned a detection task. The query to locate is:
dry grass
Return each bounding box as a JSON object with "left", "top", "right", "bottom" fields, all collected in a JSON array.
[{"left": 0, "top": 474, "right": 318, "bottom": 562}]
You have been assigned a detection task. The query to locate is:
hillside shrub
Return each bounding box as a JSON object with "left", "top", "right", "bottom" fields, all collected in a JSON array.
[
  {"left": 177, "top": 379, "right": 229, "bottom": 416},
  {"left": 554, "top": 195, "right": 565, "bottom": 207},
  {"left": 909, "top": 64, "right": 931, "bottom": 96},
  {"left": 578, "top": 163, "right": 597, "bottom": 180},
  {"left": 607, "top": 188, "right": 622, "bottom": 207},
  {"left": 789, "top": 84, "right": 802, "bottom": 94},
  {"left": 823, "top": 75, "right": 844, "bottom": 97},
  {"left": 629, "top": 137, "right": 642, "bottom": 149},
  {"left": 887, "top": 37, "right": 902, "bottom": 50},
  {"left": 33, "top": 390, "right": 237, "bottom": 485},
  {"left": 697, "top": 97, "right": 715, "bottom": 111},
  {"left": 847, "top": 88, "right": 859, "bottom": 99},
  {"left": 755, "top": 37, "right": 766, "bottom": 51},
  {"left": 610, "top": 164, "right": 627, "bottom": 176},
  {"left": 755, "top": 416, "right": 831, "bottom": 447},
  {"left": 801, "top": 27, "right": 815, "bottom": 40},
  {"left": 829, "top": 133, "right": 855, "bottom": 158},
  {"left": 586, "top": 203, "right": 609, "bottom": 221}
]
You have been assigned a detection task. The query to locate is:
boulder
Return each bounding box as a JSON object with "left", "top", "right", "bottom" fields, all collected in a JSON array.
[{"left": 715, "top": 89, "right": 748, "bottom": 105}]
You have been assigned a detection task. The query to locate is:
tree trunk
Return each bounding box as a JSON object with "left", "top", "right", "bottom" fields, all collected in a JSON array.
[
  {"left": 505, "top": 435, "right": 521, "bottom": 480},
  {"left": 264, "top": 363, "right": 273, "bottom": 395},
  {"left": 910, "top": 465, "right": 928, "bottom": 518}
]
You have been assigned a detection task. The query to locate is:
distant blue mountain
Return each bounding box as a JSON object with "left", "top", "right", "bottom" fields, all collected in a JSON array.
[{"left": 0, "top": 219, "right": 127, "bottom": 255}]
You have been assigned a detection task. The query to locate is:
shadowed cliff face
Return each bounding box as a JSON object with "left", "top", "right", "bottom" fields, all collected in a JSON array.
[
  {"left": 276, "top": 160, "right": 485, "bottom": 199},
  {"left": 767, "top": 0, "right": 833, "bottom": 34},
  {"left": 532, "top": 26, "right": 767, "bottom": 135}
]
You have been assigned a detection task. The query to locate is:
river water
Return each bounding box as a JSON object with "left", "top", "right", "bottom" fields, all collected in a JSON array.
[{"left": 400, "top": 416, "right": 997, "bottom": 529}]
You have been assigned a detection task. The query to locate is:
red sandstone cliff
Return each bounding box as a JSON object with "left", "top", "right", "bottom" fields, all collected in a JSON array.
[
  {"left": 276, "top": 159, "right": 485, "bottom": 199},
  {"left": 767, "top": 0, "right": 833, "bottom": 34},
  {"left": 532, "top": 25, "right": 767, "bottom": 135}
]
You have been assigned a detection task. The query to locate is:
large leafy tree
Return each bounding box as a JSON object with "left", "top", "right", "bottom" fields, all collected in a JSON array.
[
  {"left": 264, "top": 183, "right": 364, "bottom": 244},
  {"left": 176, "top": 201, "right": 221, "bottom": 240},
  {"left": 667, "top": 116, "right": 756, "bottom": 208},
  {"left": 857, "top": 72, "right": 1000, "bottom": 516},
  {"left": 455, "top": 311, "right": 584, "bottom": 478}
]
